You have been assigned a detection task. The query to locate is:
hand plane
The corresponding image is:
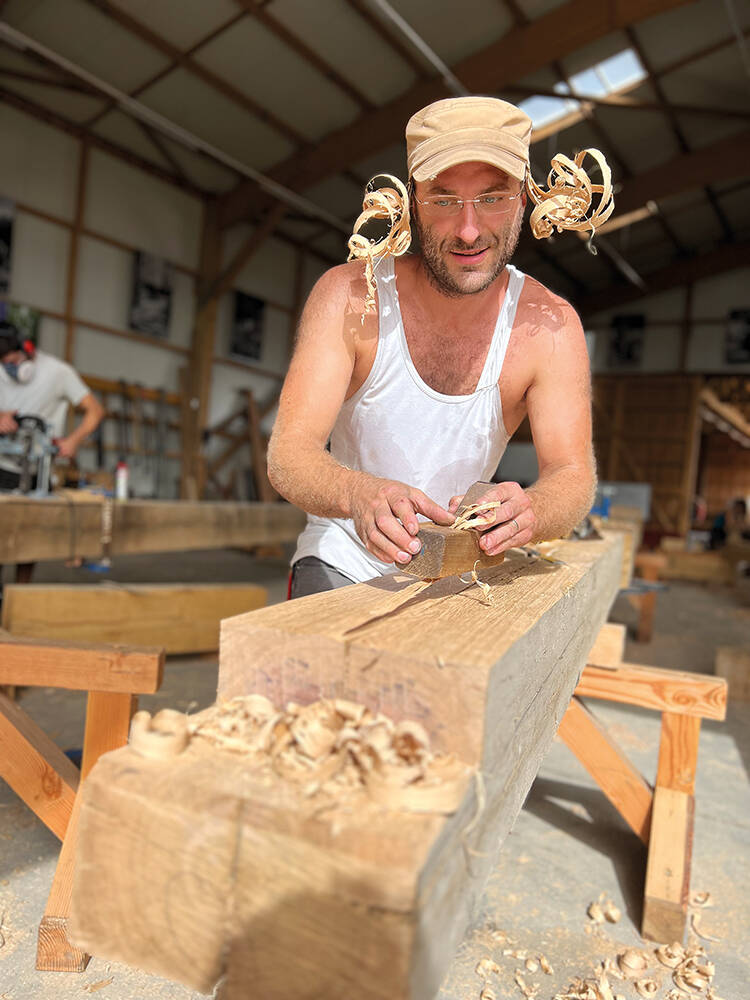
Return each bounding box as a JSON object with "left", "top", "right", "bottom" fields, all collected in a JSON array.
[{"left": 402, "top": 481, "right": 505, "bottom": 580}]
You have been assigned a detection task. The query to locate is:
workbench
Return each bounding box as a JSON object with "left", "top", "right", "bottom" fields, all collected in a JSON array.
[{"left": 0, "top": 494, "right": 306, "bottom": 565}]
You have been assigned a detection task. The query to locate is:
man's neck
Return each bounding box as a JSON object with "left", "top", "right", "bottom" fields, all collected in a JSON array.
[{"left": 410, "top": 257, "right": 510, "bottom": 325}]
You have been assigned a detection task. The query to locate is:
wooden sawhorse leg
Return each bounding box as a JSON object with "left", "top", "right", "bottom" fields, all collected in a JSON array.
[
  {"left": 36, "top": 691, "right": 136, "bottom": 971},
  {"left": 642, "top": 712, "right": 700, "bottom": 942}
]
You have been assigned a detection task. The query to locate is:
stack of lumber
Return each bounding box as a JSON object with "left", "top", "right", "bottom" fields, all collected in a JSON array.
[
  {"left": 1, "top": 583, "right": 267, "bottom": 654},
  {"left": 0, "top": 495, "right": 305, "bottom": 564},
  {"left": 69, "top": 533, "right": 622, "bottom": 999}
]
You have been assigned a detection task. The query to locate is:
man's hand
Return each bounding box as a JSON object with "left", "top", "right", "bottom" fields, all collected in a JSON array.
[
  {"left": 0, "top": 411, "right": 18, "bottom": 434},
  {"left": 448, "top": 481, "right": 536, "bottom": 555},
  {"left": 55, "top": 435, "right": 79, "bottom": 459},
  {"left": 351, "top": 477, "right": 454, "bottom": 565}
]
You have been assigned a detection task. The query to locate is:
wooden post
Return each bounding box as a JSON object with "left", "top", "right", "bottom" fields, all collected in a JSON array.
[
  {"left": 64, "top": 141, "right": 89, "bottom": 363},
  {"left": 642, "top": 713, "right": 701, "bottom": 942},
  {"left": 677, "top": 377, "right": 704, "bottom": 536},
  {"left": 181, "top": 200, "right": 222, "bottom": 499}
]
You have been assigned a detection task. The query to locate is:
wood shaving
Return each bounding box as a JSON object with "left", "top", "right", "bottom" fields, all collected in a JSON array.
[
  {"left": 480, "top": 989, "right": 497, "bottom": 1000},
  {"left": 83, "top": 979, "right": 115, "bottom": 994},
  {"left": 539, "top": 955, "right": 553, "bottom": 975},
  {"left": 347, "top": 174, "right": 411, "bottom": 316},
  {"left": 459, "top": 559, "right": 493, "bottom": 605},
  {"left": 587, "top": 901, "right": 605, "bottom": 924},
  {"left": 191, "top": 696, "right": 471, "bottom": 814},
  {"left": 514, "top": 970, "right": 539, "bottom": 998},
  {"left": 655, "top": 943, "right": 686, "bottom": 969},
  {"left": 690, "top": 911, "right": 721, "bottom": 942},
  {"left": 525, "top": 958, "right": 539, "bottom": 973},
  {"left": 476, "top": 958, "right": 501, "bottom": 978},
  {"left": 617, "top": 949, "right": 650, "bottom": 976},
  {"left": 526, "top": 148, "right": 614, "bottom": 249},
  {"left": 452, "top": 500, "right": 505, "bottom": 531},
  {"left": 603, "top": 900, "right": 621, "bottom": 923},
  {"left": 634, "top": 980, "right": 658, "bottom": 998},
  {"left": 129, "top": 709, "right": 190, "bottom": 759},
  {"left": 690, "top": 891, "right": 712, "bottom": 908}
]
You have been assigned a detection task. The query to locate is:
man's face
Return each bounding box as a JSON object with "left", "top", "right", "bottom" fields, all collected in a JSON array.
[
  {"left": 2, "top": 350, "right": 24, "bottom": 366},
  {"left": 412, "top": 162, "right": 524, "bottom": 298}
]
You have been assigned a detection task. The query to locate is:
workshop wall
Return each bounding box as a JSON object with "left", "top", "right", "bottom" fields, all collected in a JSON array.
[
  {"left": 587, "top": 267, "right": 750, "bottom": 375},
  {"left": 0, "top": 103, "right": 328, "bottom": 498}
]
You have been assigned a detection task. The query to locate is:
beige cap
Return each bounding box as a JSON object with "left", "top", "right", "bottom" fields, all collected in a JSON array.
[{"left": 406, "top": 96, "right": 532, "bottom": 183}]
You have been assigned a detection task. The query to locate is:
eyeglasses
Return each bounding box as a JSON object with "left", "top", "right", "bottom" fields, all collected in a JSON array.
[{"left": 414, "top": 190, "right": 523, "bottom": 218}]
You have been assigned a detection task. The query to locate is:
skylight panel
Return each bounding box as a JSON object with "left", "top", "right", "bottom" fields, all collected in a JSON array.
[{"left": 518, "top": 47, "right": 647, "bottom": 131}]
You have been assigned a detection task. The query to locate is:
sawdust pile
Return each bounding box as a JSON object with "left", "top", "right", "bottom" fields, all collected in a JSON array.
[{"left": 189, "top": 695, "right": 471, "bottom": 814}]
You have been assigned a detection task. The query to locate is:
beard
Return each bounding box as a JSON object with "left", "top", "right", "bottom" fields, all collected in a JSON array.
[{"left": 413, "top": 208, "right": 523, "bottom": 298}]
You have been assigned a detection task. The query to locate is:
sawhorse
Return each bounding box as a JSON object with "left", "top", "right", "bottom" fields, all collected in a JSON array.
[
  {"left": 0, "top": 635, "right": 164, "bottom": 971},
  {"left": 560, "top": 623, "right": 727, "bottom": 942}
]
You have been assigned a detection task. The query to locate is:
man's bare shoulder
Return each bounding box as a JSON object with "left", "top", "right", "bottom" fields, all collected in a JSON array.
[
  {"left": 515, "top": 273, "right": 583, "bottom": 338},
  {"left": 306, "top": 260, "right": 372, "bottom": 319}
]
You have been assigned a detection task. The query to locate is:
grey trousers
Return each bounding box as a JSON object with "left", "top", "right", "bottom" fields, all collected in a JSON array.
[{"left": 289, "top": 556, "right": 357, "bottom": 599}]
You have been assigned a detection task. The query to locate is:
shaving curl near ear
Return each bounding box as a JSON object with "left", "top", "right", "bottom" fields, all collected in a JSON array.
[
  {"left": 347, "top": 174, "right": 411, "bottom": 317},
  {"left": 346, "top": 149, "right": 614, "bottom": 316},
  {"left": 525, "top": 148, "right": 614, "bottom": 252}
]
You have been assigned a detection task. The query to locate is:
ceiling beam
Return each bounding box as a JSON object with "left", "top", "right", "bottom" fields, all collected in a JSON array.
[
  {"left": 576, "top": 239, "right": 750, "bottom": 316},
  {"left": 343, "top": 0, "right": 430, "bottom": 78},
  {"left": 216, "top": 0, "right": 696, "bottom": 229},
  {"left": 81, "top": 0, "right": 306, "bottom": 146},
  {"left": 83, "top": 7, "right": 248, "bottom": 129},
  {"left": 0, "top": 84, "right": 207, "bottom": 198},
  {"left": 613, "top": 129, "right": 750, "bottom": 218},
  {"left": 233, "top": 0, "right": 375, "bottom": 111}
]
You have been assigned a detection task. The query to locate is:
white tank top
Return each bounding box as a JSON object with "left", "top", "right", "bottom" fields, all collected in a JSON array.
[{"left": 293, "top": 257, "right": 526, "bottom": 582}]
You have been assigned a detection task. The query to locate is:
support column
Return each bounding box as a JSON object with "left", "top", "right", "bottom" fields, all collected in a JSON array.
[
  {"left": 64, "top": 141, "right": 89, "bottom": 363},
  {"left": 181, "top": 200, "right": 222, "bottom": 499}
]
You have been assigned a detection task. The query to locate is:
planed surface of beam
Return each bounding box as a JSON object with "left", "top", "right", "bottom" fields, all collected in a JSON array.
[
  {"left": 70, "top": 534, "right": 622, "bottom": 998},
  {"left": 0, "top": 497, "right": 306, "bottom": 563},
  {"left": 0, "top": 692, "right": 79, "bottom": 841},
  {"left": 0, "top": 637, "right": 163, "bottom": 693},
  {"left": 558, "top": 697, "right": 653, "bottom": 842},
  {"left": 2, "top": 583, "right": 267, "bottom": 653}
]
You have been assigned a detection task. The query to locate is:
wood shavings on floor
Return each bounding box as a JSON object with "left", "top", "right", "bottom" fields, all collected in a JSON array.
[
  {"left": 188, "top": 695, "right": 472, "bottom": 814},
  {"left": 471, "top": 891, "right": 725, "bottom": 1000}
]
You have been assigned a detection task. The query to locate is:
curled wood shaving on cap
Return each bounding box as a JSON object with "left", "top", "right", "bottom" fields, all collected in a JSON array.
[
  {"left": 526, "top": 148, "right": 613, "bottom": 250},
  {"left": 191, "top": 696, "right": 470, "bottom": 814},
  {"left": 347, "top": 174, "right": 411, "bottom": 316}
]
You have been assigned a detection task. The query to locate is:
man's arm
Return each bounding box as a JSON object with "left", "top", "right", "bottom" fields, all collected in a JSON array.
[
  {"left": 267, "top": 264, "right": 452, "bottom": 565},
  {"left": 451, "top": 300, "right": 595, "bottom": 555},
  {"left": 57, "top": 392, "right": 104, "bottom": 459}
]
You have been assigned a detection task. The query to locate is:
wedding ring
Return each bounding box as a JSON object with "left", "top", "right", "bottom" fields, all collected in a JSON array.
[{"left": 512, "top": 518, "right": 520, "bottom": 533}]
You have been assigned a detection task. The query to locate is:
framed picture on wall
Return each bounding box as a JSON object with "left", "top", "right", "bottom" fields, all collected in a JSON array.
[
  {"left": 129, "top": 251, "right": 173, "bottom": 339},
  {"left": 608, "top": 313, "right": 645, "bottom": 368},
  {"left": 0, "top": 197, "right": 15, "bottom": 294},
  {"left": 725, "top": 309, "right": 750, "bottom": 365},
  {"left": 230, "top": 291, "right": 265, "bottom": 362},
  {"left": 0, "top": 302, "right": 40, "bottom": 344}
]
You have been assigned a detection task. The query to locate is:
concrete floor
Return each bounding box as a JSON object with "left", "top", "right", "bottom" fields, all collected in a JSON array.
[{"left": 0, "top": 551, "right": 748, "bottom": 1000}]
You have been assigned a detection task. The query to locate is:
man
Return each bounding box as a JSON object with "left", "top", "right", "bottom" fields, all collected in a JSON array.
[
  {"left": 268, "top": 97, "right": 597, "bottom": 598},
  {"left": 0, "top": 320, "right": 104, "bottom": 490}
]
